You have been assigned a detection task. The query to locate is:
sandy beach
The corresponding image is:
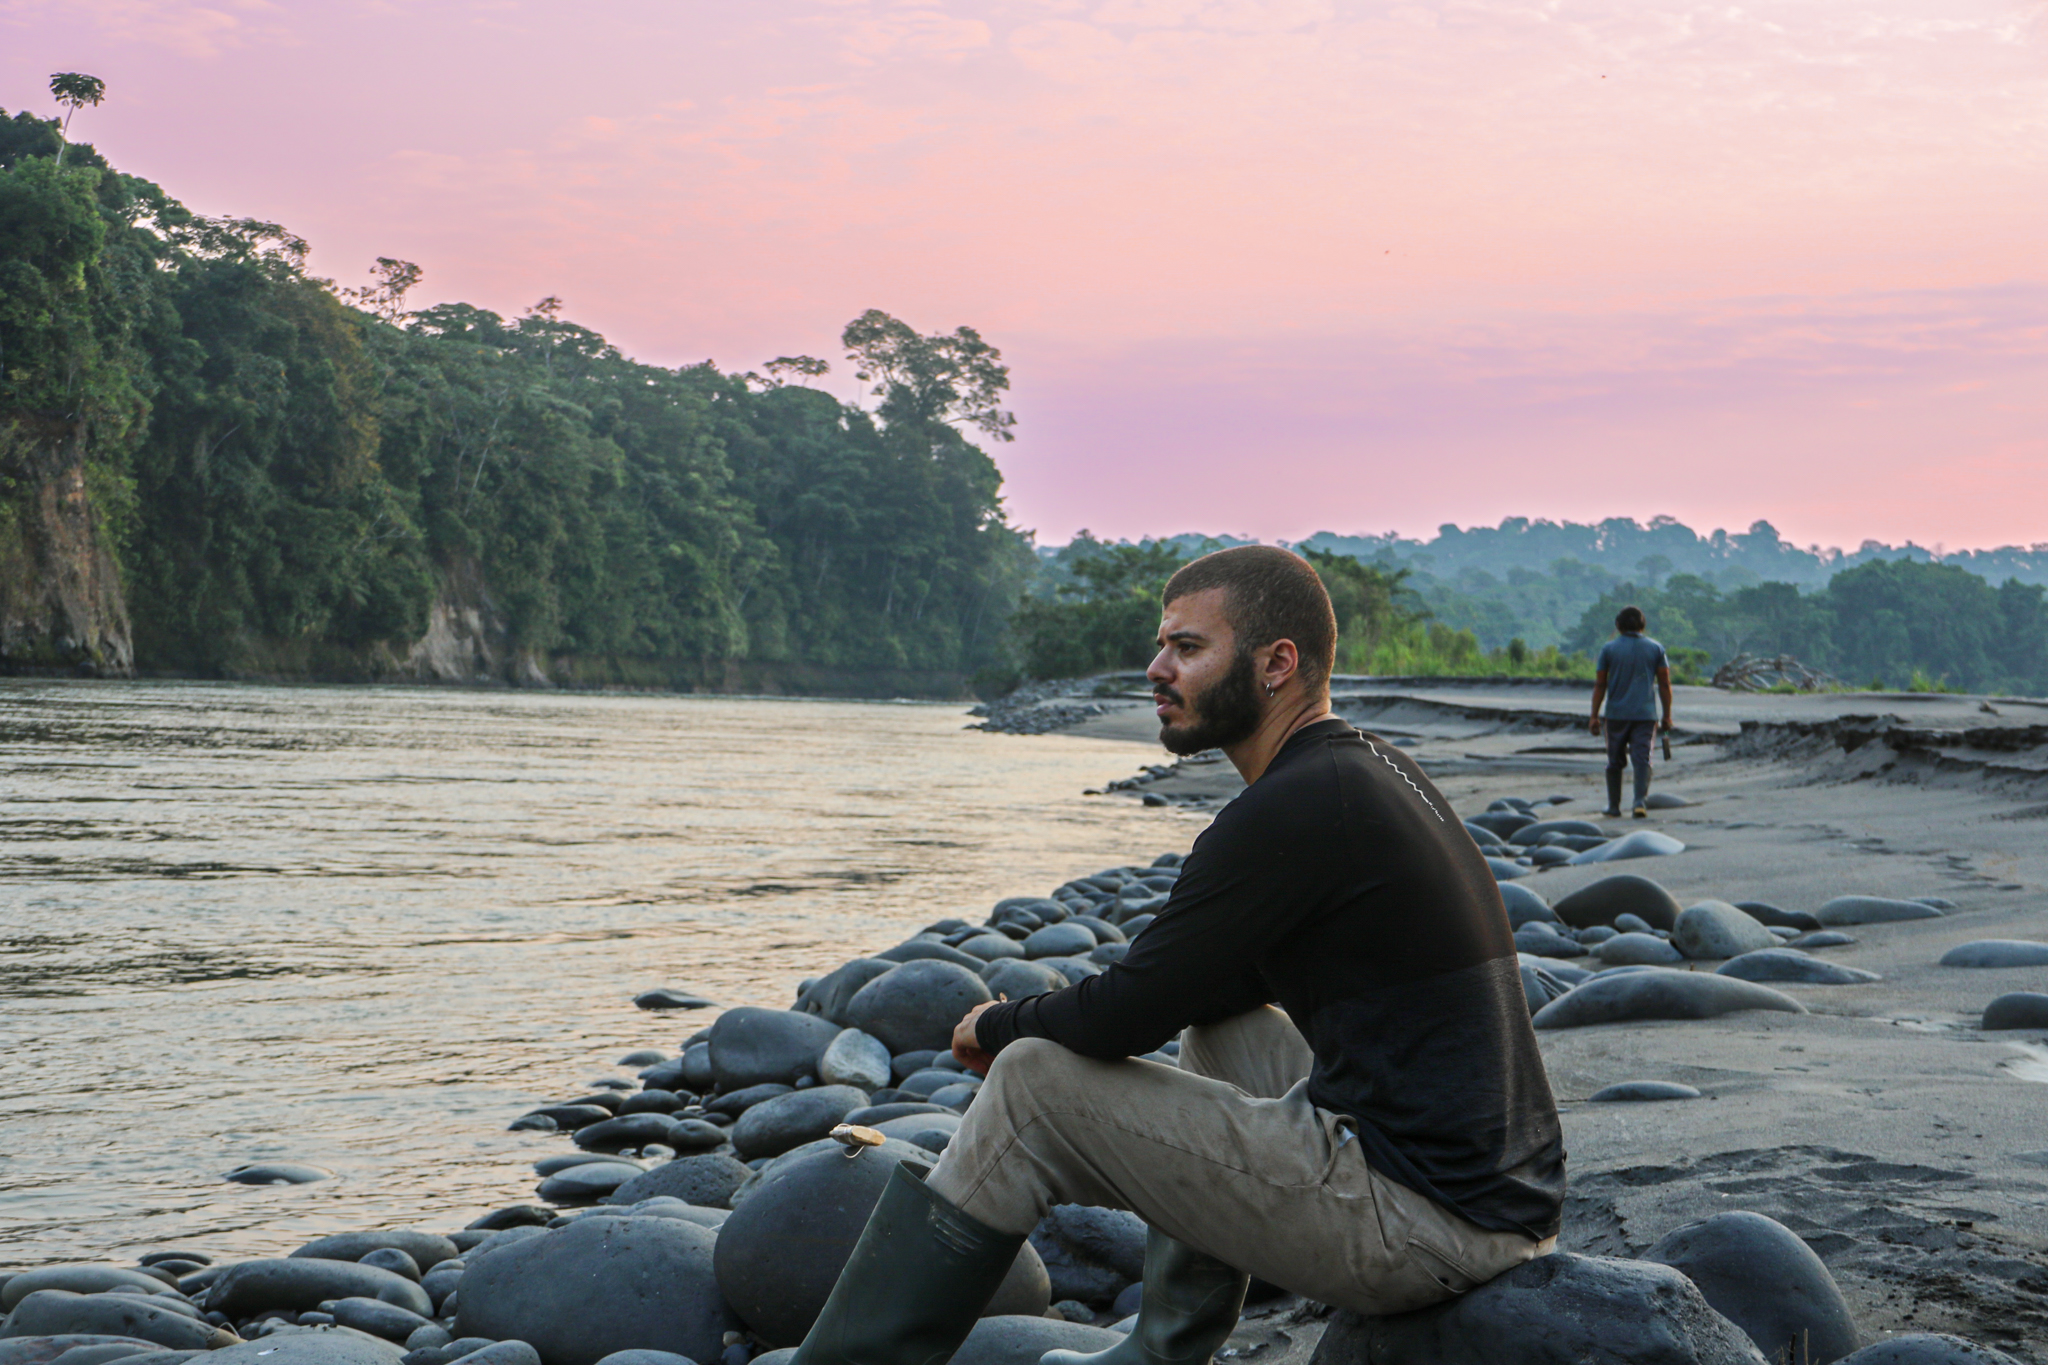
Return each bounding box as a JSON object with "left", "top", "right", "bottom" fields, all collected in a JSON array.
[{"left": 1015, "top": 680, "right": 2048, "bottom": 1357}]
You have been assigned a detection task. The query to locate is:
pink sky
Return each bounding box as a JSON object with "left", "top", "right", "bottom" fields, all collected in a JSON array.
[{"left": 7, "top": 0, "right": 2045, "bottom": 550}]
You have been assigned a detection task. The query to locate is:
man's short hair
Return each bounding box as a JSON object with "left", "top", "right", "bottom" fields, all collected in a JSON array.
[
  {"left": 1163, "top": 546, "right": 1337, "bottom": 690},
  {"left": 1616, "top": 605, "right": 1646, "bottom": 633}
]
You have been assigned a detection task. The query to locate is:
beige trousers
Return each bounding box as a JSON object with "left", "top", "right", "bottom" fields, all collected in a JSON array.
[{"left": 925, "top": 1006, "right": 1552, "bottom": 1316}]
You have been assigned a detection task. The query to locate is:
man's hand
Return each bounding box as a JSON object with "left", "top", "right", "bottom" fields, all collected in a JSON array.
[
  {"left": 1660, "top": 717, "right": 1674, "bottom": 733},
  {"left": 1588, "top": 716, "right": 1604, "bottom": 736},
  {"left": 952, "top": 1001, "right": 998, "bottom": 1076}
]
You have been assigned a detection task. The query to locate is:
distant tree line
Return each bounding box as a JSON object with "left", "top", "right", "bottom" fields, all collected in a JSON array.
[{"left": 0, "top": 104, "right": 1033, "bottom": 688}]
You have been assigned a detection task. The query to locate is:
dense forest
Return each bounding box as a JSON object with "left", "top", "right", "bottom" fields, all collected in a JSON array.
[{"left": 0, "top": 103, "right": 1032, "bottom": 693}]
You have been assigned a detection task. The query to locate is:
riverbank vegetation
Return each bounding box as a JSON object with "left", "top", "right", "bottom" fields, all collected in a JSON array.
[{"left": 1, "top": 105, "right": 1031, "bottom": 690}]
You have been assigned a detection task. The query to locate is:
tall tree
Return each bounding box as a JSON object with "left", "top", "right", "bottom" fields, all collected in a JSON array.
[{"left": 48, "top": 73, "right": 104, "bottom": 167}]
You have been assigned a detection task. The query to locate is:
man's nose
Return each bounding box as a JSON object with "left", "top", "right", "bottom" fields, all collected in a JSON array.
[{"left": 1146, "top": 647, "right": 1173, "bottom": 684}]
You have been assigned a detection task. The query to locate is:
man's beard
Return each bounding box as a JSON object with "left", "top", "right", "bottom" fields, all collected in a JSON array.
[{"left": 1158, "top": 647, "right": 1264, "bottom": 756}]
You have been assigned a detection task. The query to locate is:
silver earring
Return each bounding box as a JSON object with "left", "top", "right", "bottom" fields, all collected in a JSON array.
[{"left": 1265, "top": 684, "right": 1275, "bottom": 697}]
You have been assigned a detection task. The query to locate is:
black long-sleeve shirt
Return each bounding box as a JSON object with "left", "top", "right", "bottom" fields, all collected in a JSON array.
[{"left": 976, "top": 718, "right": 1565, "bottom": 1239}]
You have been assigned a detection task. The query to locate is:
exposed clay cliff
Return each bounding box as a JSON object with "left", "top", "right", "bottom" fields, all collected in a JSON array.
[{"left": 0, "top": 420, "right": 133, "bottom": 675}]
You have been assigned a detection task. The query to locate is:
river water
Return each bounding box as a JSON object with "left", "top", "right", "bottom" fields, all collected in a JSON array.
[{"left": 0, "top": 681, "right": 1184, "bottom": 1268}]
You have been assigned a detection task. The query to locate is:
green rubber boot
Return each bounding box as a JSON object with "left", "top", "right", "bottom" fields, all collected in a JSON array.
[
  {"left": 1041, "top": 1228, "right": 1249, "bottom": 1365},
  {"left": 790, "top": 1162, "right": 1027, "bottom": 1365}
]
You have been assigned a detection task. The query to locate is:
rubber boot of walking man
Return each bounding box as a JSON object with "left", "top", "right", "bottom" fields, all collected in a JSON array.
[
  {"left": 1588, "top": 604, "right": 1674, "bottom": 819},
  {"left": 789, "top": 546, "right": 1563, "bottom": 1365}
]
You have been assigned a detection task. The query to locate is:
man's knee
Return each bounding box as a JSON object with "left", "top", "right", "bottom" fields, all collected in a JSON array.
[{"left": 981, "top": 1036, "right": 1096, "bottom": 1100}]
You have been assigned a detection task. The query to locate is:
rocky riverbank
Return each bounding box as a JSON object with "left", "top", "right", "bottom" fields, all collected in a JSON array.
[{"left": 6, "top": 744, "right": 2048, "bottom": 1365}]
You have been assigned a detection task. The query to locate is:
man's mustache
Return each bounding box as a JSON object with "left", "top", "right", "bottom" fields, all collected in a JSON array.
[{"left": 1154, "top": 687, "right": 1184, "bottom": 707}]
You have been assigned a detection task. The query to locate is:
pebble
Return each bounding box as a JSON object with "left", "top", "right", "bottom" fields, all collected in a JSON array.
[
  {"left": 0, "top": 1293, "right": 227, "bottom": 1352},
  {"left": 792, "top": 960, "right": 896, "bottom": 1028},
  {"left": 981, "top": 959, "right": 1068, "bottom": 999},
  {"left": 1575, "top": 926, "right": 1617, "bottom": 945},
  {"left": 446, "top": 1344, "right": 543, "bottom": 1365},
  {"left": 666, "top": 1120, "right": 730, "bottom": 1154},
  {"left": 704, "top": 1008, "right": 842, "bottom": 1091},
  {"left": 1643, "top": 793, "right": 1695, "bottom": 809},
  {"left": 1834, "top": 1336, "right": 2024, "bottom": 1364},
  {"left": 730, "top": 1086, "right": 872, "bottom": 1161},
  {"left": 712, "top": 1149, "right": 1047, "bottom": 1347},
  {"left": 1532, "top": 969, "right": 1807, "bottom": 1029},
  {"left": 817, "top": 1030, "right": 892, "bottom": 1091},
  {"left": 1939, "top": 940, "right": 2048, "bottom": 968},
  {"left": 318, "top": 1298, "right": 435, "bottom": 1342},
  {"left": 617, "top": 1051, "right": 669, "bottom": 1066},
  {"left": 572, "top": 1115, "right": 680, "bottom": 1154},
  {"left": 1589, "top": 1081, "right": 1701, "bottom": 1102},
  {"left": 1566, "top": 830, "right": 1687, "bottom": 865},
  {"left": 1981, "top": 992, "right": 2048, "bottom": 1031},
  {"left": 1505, "top": 819, "right": 1606, "bottom": 847},
  {"left": 705, "top": 1084, "right": 790, "bottom": 1117},
  {"left": 1787, "top": 931, "right": 1856, "bottom": 949},
  {"left": 1467, "top": 811, "right": 1537, "bottom": 838},
  {"left": 633, "top": 990, "right": 716, "bottom": 1011},
  {"left": 592, "top": 1354, "right": 700, "bottom": 1365},
  {"left": 1023, "top": 923, "right": 1098, "bottom": 959},
  {"left": 456, "top": 1215, "right": 734, "bottom": 1365},
  {"left": 1496, "top": 882, "right": 1558, "bottom": 929},
  {"left": 1484, "top": 857, "right": 1529, "bottom": 881},
  {"left": 206, "top": 1260, "right": 434, "bottom": 1320},
  {"left": 221, "top": 1163, "right": 332, "bottom": 1186},
  {"left": 1733, "top": 901, "right": 1823, "bottom": 932},
  {"left": 519, "top": 1105, "right": 613, "bottom": 1132},
  {"left": 619, "top": 1091, "right": 682, "bottom": 1117},
  {"left": 601, "top": 1155, "right": 752, "bottom": 1210},
  {"left": 876, "top": 939, "right": 985, "bottom": 969},
  {"left": 357, "top": 1250, "right": 422, "bottom": 1283},
  {"left": 206, "top": 1330, "right": 406, "bottom": 1364},
  {"left": 1554, "top": 875, "right": 1684, "bottom": 931},
  {"left": 1673, "top": 901, "right": 1777, "bottom": 960},
  {"left": 1717, "top": 949, "right": 1881, "bottom": 985},
  {"left": 534, "top": 1154, "right": 641, "bottom": 1178},
  {"left": 536, "top": 1163, "right": 645, "bottom": 1203},
  {"left": 1306, "top": 1252, "right": 1766, "bottom": 1364},
  {"left": 1592, "top": 933, "right": 1685, "bottom": 966},
  {"left": 950, "top": 1317, "right": 1132, "bottom": 1365},
  {"left": 1644, "top": 1211, "right": 1859, "bottom": 1365},
  {"left": 844, "top": 960, "right": 994, "bottom": 1054},
  {"left": 957, "top": 934, "right": 1026, "bottom": 961},
  {"left": 2, "top": 1270, "right": 176, "bottom": 1310},
  {"left": 927, "top": 1082, "right": 980, "bottom": 1110},
  {"left": 1816, "top": 896, "right": 1945, "bottom": 927}
]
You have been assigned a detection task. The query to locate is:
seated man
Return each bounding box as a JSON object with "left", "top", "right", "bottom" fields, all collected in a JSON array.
[{"left": 792, "top": 546, "right": 1565, "bottom": 1365}]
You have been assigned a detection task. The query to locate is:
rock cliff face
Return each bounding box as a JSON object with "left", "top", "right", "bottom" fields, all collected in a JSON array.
[{"left": 0, "top": 421, "right": 133, "bottom": 676}]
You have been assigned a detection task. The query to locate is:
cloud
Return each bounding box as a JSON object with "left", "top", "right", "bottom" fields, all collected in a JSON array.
[{"left": 1, "top": 0, "right": 288, "bottom": 57}]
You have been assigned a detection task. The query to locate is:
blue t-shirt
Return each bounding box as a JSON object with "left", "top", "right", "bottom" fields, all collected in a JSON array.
[{"left": 1597, "top": 633, "right": 1668, "bottom": 721}]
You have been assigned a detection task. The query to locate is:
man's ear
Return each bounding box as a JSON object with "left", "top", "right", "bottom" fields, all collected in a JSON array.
[{"left": 1264, "top": 639, "right": 1300, "bottom": 691}]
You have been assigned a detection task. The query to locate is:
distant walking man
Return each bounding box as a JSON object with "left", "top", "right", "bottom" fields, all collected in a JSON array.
[{"left": 1589, "top": 605, "right": 1672, "bottom": 819}]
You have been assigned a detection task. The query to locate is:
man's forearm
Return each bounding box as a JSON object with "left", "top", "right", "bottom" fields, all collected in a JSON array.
[
  {"left": 1588, "top": 684, "right": 1607, "bottom": 719},
  {"left": 1659, "top": 682, "right": 1674, "bottom": 726}
]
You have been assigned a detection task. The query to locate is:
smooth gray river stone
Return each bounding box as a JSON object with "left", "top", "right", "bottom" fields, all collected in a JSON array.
[
  {"left": 293, "top": 1233, "right": 460, "bottom": 1271},
  {"left": 704, "top": 1008, "right": 843, "bottom": 1090},
  {"left": 1506, "top": 819, "right": 1606, "bottom": 846},
  {"left": 537, "top": 1164, "right": 645, "bottom": 1202},
  {"left": 534, "top": 1154, "right": 643, "bottom": 1178},
  {"left": 875, "top": 939, "right": 985, "bottom": 968},
  {"left": 817, "top": 1030, "right": 891, "bottom": 1091},
  {"left": 458, "top": 1215, "right": 734, "bottom": 1365},
  {"left": 1817, "top": 896, "right": 1944, "bottom": 926},
  {"left": 204, "top": 1260, "right": 432, "bottom": 1319},
  {"left": 1981, "top": 992, "right": 2048, "bottom": 1030},
  {"left": 1554, "top": 875, "right": 1684, "bottom": 931},
  {"left": 793, "top": 960, "right": 897, "bottom": 1029},
  {"left": 317, "top": 1298, "right": 435, "bottom": 1343},
  {"left": 1593, "top": 932, "right": 1685, "bottom": 966},
  {"left": 729, "top": 1086, "right": 871, "bottom": 1160},
  {"left": 1567, "top": 830, "right": 1686, "bottom": 864},
  {"left": 1717, "top": 949, "right": 1881, "bottom": 985},
  {"left": 1940, "top": 940, "right": 2048, "bottom": 968},
  {"left": 221, "top": 1162, "right": 332, "bottom": 1185},
  {"left": 1644, "top": 1212, "right": 1859, "bottom": 1365},
  {"left": 1674, "top": 901, "right": 1777, "bottom": 960},
  {"left": 1533, "top": 969, "right": 1807, "bottom": 1029},
  {"left": 1589, "top": 1081, "right": 1701, "bottom": 1102},
  {"left": 0, "top": 1294, "right": 228, "bottom": 1352},
  {"left": 2, "top": 1273, "right": 176, "bottom": 1313},
  {"left": 0, "top": 1339, "right": 158, "bottom": 1365},
  {"left": 843, "top": 960, "right": 993, "bottom": 1054},
  {"left": 602, "top": 1154, "right": 752, "bottom": 1210},
  {"left": 572, "top": 1114, "right": 679, "bottom": 1153},
  {"left": 1307, "top": 1252, "right": 1768, "bottom": 1365},
  {"left": 1734, "top": 901, "right": 1823, "bottom": 932},
  {"left": 1835, "top": 1337, "right": 2023, "bottom": 1365},
  {"left": 204, "top": 1328, "right": 404, "bottom": 1364}
]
